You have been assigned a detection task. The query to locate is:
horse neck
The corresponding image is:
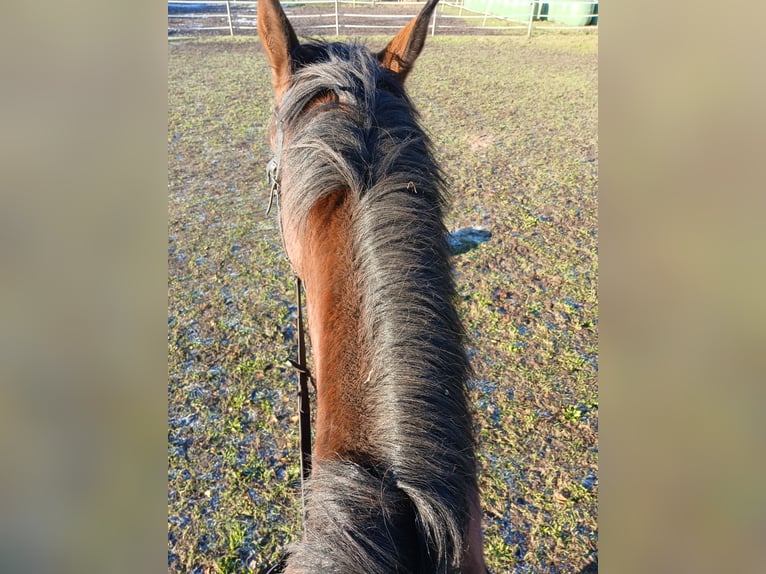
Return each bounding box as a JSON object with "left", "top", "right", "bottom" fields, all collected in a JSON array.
[{"left": 298, "top": 189, "right": 373, "bottom": 462}]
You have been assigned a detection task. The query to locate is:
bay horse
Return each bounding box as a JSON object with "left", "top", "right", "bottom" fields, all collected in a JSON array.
[{"left": 258, "top": 1, "right": 487, "bottom": 571}]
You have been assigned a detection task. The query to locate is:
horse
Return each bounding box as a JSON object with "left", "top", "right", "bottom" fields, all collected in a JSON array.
[{"left": 257, "top": 1, "right": 487, "bottom": 571}]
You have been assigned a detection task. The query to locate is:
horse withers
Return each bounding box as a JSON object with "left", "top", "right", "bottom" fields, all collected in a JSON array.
[{"left": 257, "top": 1, "right": 487, "bottom": 571}]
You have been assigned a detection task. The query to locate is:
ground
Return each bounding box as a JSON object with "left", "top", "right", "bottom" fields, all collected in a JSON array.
[{"left": 168, "top": 32, "right": 597, "bottom": 573}]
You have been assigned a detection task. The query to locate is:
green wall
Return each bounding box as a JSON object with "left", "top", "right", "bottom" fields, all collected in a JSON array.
[{"left": 462, "top": 0, "right": 598, "bottom": 26}]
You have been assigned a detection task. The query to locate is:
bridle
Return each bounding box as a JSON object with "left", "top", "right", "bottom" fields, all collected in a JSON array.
[
  {"left": 259, "top": 117, "right": 315, "bottom": 574},
  {"left": 265, "top": 116, "right": 314, "bottom": 538}
]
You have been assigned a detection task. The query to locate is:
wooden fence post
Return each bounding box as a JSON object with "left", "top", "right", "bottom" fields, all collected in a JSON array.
[
  {"left": 482, "top": 0, "right": 494, "bottom": 28},
  {"left": 225, "top": 0, "right": 234, "bottom": 37},
  {"left": 431, "top": 7, "right": 437, "bottom": 36},
  {"left": 526, "top": 1, "right": 536, "bottom": 38},
  {"left": 334, "top": 0, "right": 340, "bottom": 37}
]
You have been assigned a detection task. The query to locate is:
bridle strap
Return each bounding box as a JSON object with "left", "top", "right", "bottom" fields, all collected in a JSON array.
[
  {"left": 265, "top": 117, "right": 314, "bottom": 534},
  {"left": 293, "top": 277, "right": 312, "bottom": 529}
]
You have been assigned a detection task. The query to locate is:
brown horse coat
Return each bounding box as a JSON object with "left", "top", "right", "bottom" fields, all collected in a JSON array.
[{"left": 258, "top": 1, "right": 487, "bottom": 571}]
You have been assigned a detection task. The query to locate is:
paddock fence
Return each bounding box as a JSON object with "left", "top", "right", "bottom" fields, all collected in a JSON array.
[{"left": 168, "top": 1, "right": 598, "bottom": 38}]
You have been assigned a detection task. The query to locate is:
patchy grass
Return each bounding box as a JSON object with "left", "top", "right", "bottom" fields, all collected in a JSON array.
[{"left": 169, "top": 33, "right": 597, "bottom": 574}]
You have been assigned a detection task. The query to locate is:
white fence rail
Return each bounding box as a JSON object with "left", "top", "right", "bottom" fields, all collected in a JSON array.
[{"left": 168, "top": 1, "right": 598, "bottom": 38}]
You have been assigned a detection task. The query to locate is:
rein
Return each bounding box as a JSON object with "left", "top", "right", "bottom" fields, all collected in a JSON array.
[
  {"left": 266, "top": 123, "right": 314, "bottom": 528},
  {"left": 290, "top": 278, "right": 313, "bottom": 490}
]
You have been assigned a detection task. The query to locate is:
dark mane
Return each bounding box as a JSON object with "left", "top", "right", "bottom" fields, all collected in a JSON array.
[{"left": 276, "top": 42, "right": 477, "bottom": 573}]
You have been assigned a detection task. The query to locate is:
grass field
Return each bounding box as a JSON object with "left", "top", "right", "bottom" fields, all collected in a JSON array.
[{"left": 168, "top": 33, "right": 598, "bottom": 573}]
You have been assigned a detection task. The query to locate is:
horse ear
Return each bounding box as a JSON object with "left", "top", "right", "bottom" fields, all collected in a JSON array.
[
  {"left": 377, "top": 0, "right": 439, "bottom": 82},
  {"left": 258, "top": 0, "right": 300, "bottom": 100}
]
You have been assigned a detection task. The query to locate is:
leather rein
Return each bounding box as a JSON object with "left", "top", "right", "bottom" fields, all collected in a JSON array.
[{"left": 266, "top": 123, "right": 313, "bottom": 527}]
